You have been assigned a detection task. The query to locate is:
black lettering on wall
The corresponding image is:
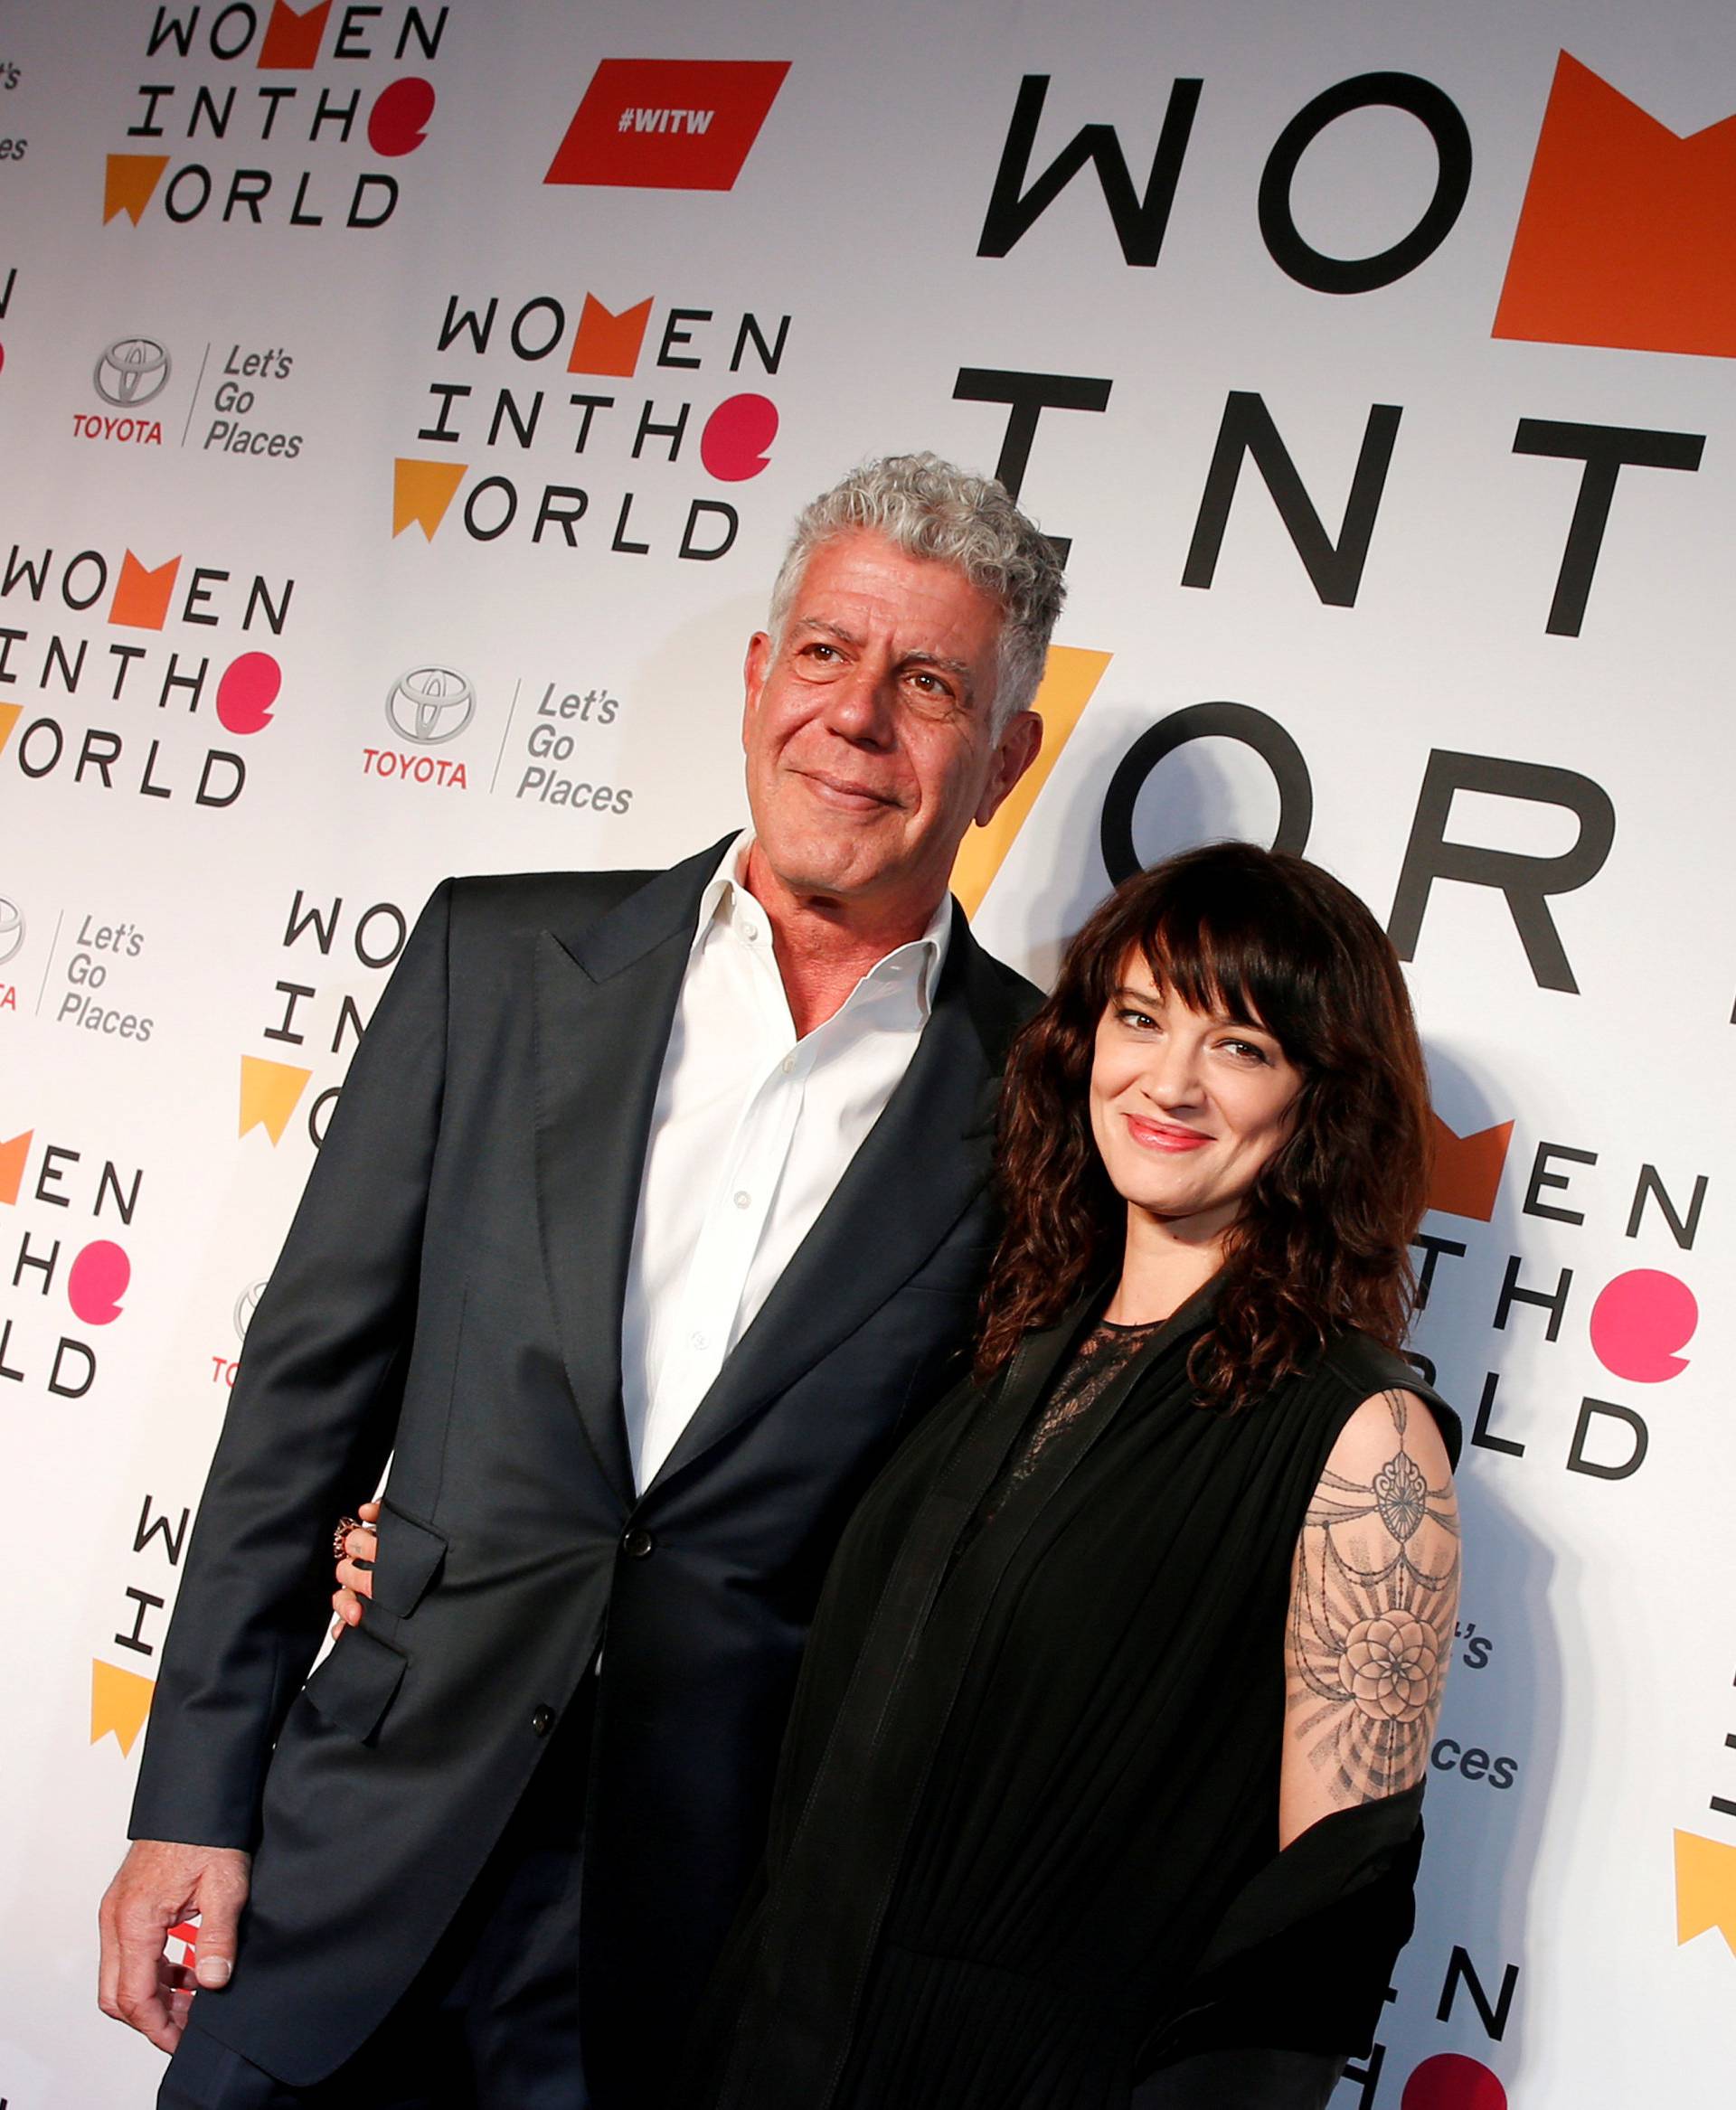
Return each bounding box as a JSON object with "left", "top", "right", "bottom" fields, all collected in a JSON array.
[
  {"left": 1260, "top": 73, "right": 1473, "bottom": 292},
  {"left": 952, "top": 368, "right": 1113, "bottom": 564},
  {"left": 1182, "top": 393, "right": 1401, "bottom": 607},
  {"left": 1100, "top": 701, "right": 1313, "bottom": 883},
  {"left": 1387, "top": 751, "right": 1616, "bottom": 993},
  {"left": 1513, "top": 419, "right": 1704, "bottom": 636},
  {"left": 977, "top": 73, "right": 1202, "bottom": 266}
]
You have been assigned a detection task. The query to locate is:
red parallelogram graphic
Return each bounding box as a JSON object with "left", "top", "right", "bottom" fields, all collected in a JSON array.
[
  {"left": 1427, "top": 1114, "right": 1514, "bottom": 1222},
  {"left": 257, "top": 0, "right": 330, "bottom": 70},
  {"left": 1495, "top": 52, "right": 1736, "bottom": 358},
  {"left": 108, "top": 552, "right": 181, "bottom": 630},
  {"left": 569, "top": 295, "right": 655, "bottom": 377},
  {"left": 546, "top": 60, "right": 790, "bottom": 191}
]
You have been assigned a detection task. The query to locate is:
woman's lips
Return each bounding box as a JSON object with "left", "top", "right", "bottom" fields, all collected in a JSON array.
[{"left": 1124, "top": 1115, "right": 1212, "bottom": 1152}]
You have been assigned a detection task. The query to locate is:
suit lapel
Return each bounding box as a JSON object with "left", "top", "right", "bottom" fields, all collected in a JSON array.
[
  {"left": 649, "top": 912, "right": 1031, "bottom": 1492},
  {"left": 533, "top": 838, "right": 732, "bottom": 1507}
]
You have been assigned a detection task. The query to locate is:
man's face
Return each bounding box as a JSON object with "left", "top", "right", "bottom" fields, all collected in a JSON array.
[{"left": 741, "top": 530, "right": 1042, "bottom": 924}]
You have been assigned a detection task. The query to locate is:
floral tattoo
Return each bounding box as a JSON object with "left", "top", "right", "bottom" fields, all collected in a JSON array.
[{"left": 1288, "top": 1389, "right": 1460, "bottom": 1807}]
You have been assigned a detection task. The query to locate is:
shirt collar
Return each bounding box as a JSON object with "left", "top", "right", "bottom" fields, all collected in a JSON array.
[{"left": 695, "top": 831, "right": 954, "bottom": 1016}]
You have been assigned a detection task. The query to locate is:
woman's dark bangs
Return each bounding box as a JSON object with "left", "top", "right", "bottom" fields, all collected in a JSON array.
[{"left": 1133, "top": 871, "right": 1320, "bottom": 1057}]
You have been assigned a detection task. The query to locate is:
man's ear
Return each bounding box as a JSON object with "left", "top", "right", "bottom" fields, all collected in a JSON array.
[
  {"left": 974, "top": 710, "right": 1043, "bottom": 827},
  {"left": 741, "top": 630, "right": 771, "bottom": 749}
]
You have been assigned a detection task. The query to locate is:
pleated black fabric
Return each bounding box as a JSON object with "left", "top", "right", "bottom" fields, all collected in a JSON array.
[{"left": 681, "top": 1284, "right": 1460, "bottom": 2110}]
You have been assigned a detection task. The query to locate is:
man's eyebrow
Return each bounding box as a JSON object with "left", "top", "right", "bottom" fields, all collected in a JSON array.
[
  {"left": 901, "top": 648, "right": 974, "bottom": 686},
  {"left": 791, "top": 616, "right": 860, "bottom": 646}
]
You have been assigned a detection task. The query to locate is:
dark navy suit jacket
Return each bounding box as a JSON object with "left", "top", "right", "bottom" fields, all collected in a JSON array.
[{"left": 130, "top": 838, "right": 1039, "bottom": 2103}]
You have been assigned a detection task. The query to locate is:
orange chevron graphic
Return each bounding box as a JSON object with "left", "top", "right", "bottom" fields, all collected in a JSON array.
[
  {"left": 949, "top": 646, "right": 1111, "bottom": 918},
  {"left": 91, "top": 1659, "right": 155, "bottom": 1757},
  {"left": 1427, "top": 1114, "right": 1514, "bottom": 1221},
  {"left": 103, "top": 155, "right": 169, "bottom": 226},
  {"left": 0, "top": 702, "right": 21, "bottom": 759},
  {"left": 393, "top": 458, "right": 468, "bottom": 539},
  {"left": 1675, "top": 1830, "right": 1736, "bottom": 1956},
  {"left": 0, "top": 1130, "right": 32, "bottom": 1206},
  {"left": 108, "top": 551, "right": 181, "bottom": 631},
  {"left": 1495, "top": 52, "right": 1736, "bottom": 358},
  {"left": 240, "top": 1056, "right": 312, "bottom": 1144},
  {"left": 568, "top": 294, "right": 655, "bottom": 378},
  {"left": 258, "top": 0, "right": 330, "bottom": 69}
]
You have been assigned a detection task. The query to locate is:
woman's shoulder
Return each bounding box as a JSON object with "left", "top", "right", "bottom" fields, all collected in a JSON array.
[{"left": 1316, "top": 1330, "right": 1461, "bottom": 1467}]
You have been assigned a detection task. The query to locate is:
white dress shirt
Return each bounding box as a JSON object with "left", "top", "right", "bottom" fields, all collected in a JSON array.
[{"left": 619, "top": 834, "right": 952, "bottom": 1493}]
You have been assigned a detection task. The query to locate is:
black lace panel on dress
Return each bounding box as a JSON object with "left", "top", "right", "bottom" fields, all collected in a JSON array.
[{"left": 956, "top": 1317, "right": 1168, "bottom": 1556}]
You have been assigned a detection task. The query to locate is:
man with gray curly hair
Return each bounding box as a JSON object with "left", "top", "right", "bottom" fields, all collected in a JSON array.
[
  {"left": 768, "top": 452, "right": 1066, "bottom": 737},
  {"left": 108, "top": 457, "right": 1065, "bottom": 2108}
]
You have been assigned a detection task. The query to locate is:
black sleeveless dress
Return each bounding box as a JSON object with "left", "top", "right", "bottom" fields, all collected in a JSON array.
[{"left": 681, "top": 1282, "right": 1461, "bottom": 2110}]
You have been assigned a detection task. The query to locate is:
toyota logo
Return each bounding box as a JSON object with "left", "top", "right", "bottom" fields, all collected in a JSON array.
[
  {"left": 94, "top": 336, "right": 173, "bottom": 409},
  {"left": 0, "top": 897, "right": 22, "bottom": 968},
  {"left": 387, "top": 665, "right": 476, "bottom": 746},
  {"left": 233, "top": 1280, "right": 269, "bottom": 1343}
]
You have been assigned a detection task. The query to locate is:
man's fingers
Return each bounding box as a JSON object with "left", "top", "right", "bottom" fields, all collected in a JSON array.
[
  {"left": 191, "top": 1858, "right": 249, "bottom": 1991},
  {"left": 97, "top": 1881, "right": 123, "bottom": 2020},
  {"left": 113, "top": 1907, "right": 178, "bottom": 2049}
]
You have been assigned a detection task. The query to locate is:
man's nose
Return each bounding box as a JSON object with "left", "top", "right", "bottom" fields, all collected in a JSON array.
[{"left": 823, "top": 661, "right": 897, "bottom": 744}]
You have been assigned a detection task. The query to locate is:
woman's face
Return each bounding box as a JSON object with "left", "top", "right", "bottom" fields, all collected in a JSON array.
[{"left": 1088, "top": 955, "right": 1305, "bottom": 1247}]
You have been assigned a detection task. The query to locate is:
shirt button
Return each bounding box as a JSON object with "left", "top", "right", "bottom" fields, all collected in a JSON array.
[
  {"left": 733, "top": 1190, "right": 750, "bottom": 1210},
  {"left": 531, "top": 1704, "right": 555, "bottom": 1738},
  {"left": 781, "top": 1055, "right": 796, "bottom": 1075},
  {"left": 622, "top": 1527, "right": 655, "bottom": 1560},
  {"left": 690, "top": 1330, "right": 706, "bottom": 1350}
]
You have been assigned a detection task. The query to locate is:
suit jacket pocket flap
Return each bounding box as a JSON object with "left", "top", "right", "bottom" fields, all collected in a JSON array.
[
  {"left": 367, "top": 1500, "right": 447, "bottom": 1618},
  {"left": 301, "top": 1625, "right": 408, "bottom": 1744}
]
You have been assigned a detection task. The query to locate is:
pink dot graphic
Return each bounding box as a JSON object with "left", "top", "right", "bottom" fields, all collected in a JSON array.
[
  {"left": 1401, "top": 2053, "right": 1507, "bottom": 2110},
  {"left": 701, "top": 394, "right": 778, "bottom": 482},
  {"left": 1590, "top": 1267, "right": 1696, "bottom": 1382},
  {"left": 216, "top": 652, "right": 281, "bottom": 736},
  {"left": 68, "top": 1240, "right": 130, "bottom": 1326},
  {"left": 369, "top": 78, "right": 436, "bottom": 157}
]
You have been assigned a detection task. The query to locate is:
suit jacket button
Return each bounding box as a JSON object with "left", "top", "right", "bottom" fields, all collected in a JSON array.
[
  {"left": 622, "top": 1527, "right": 655, "bottom": 1559},
  {"left": 531, "top": 1705, "right": 555, "bottom": 1737}
]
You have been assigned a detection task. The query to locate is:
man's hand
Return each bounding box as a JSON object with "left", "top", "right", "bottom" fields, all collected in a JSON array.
[
  {"left": 98, "top": 1840, "right": 251, "bottom": 2052},
  {"left": 331, "top": 1498, "right": 380, "bottom": 1634}
]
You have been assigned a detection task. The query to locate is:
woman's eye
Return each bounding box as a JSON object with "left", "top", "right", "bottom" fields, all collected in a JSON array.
[
  {"left": 1220, "top": 1038, "right": 1269, "bottom": 1063},
  {"left": 1117, "top": 1007, "right": 1158, "bottom": 1030}
]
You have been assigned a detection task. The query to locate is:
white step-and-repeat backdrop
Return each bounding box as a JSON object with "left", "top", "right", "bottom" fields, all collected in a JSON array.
[{"left": 2, "top": 2, "right": 1732, "bottom": 2103}]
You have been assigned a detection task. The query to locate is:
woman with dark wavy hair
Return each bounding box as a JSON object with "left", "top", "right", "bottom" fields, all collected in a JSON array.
[
  {"left": 344, "top": 841, "right": 1461, "bottom": 2110},
  {"left": 674, "top": 841, "right": 1461, "bottom": 2110}
]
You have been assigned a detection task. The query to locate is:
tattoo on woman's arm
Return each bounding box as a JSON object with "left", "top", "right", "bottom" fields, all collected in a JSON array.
[{"left": 1287, "top": 1391, "right": 1460, "bottom": 1807}]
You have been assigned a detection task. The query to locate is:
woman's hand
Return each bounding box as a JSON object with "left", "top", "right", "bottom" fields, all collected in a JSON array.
[{"left": 330, "top": 1500, "right": 380, "bottom": 1635}]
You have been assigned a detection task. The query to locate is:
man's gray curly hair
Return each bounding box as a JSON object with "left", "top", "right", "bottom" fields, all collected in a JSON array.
[{"left": 767, "top": 453, "right": 1067, "bottom": 734}]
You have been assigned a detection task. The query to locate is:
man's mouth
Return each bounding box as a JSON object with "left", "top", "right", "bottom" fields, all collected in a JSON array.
[{"left": 794, "top": 768, "right": 901, "bottom": 812}]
